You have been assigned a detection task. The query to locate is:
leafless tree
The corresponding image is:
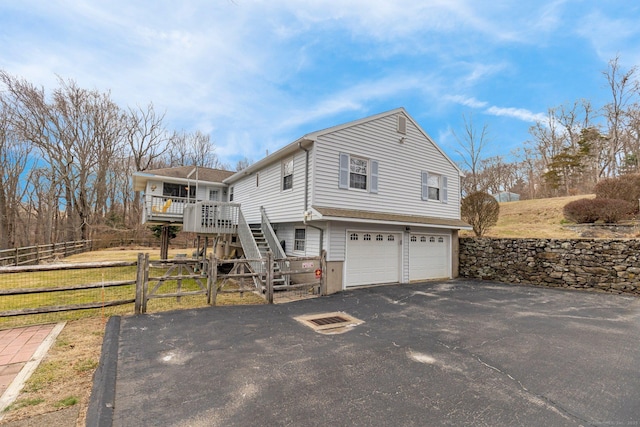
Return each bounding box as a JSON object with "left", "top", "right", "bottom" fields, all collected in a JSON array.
[
  {"left": 602, "top": 55, "right": 639, "bottom": 177},
  {"left": 0, "top": 98, "right": 32, "bottom": 248},
  {"left": 453, "top": 113, "right": 489, "bottom": 194}
]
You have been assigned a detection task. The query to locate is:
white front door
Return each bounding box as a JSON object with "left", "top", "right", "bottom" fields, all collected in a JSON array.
[
  {"left": 345, "top": 231, "right": 401, "bottom": 287},
  {"left": 409, "top": 234, "right": 450, "bottom": 281}
]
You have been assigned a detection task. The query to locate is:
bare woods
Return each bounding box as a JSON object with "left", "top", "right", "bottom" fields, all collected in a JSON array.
[{"left": 0, "top": 71, "right": 225, "bottom": 250}]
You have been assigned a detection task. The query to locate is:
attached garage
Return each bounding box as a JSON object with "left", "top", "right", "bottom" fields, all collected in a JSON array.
[
  {"left": 345, "top": 231, "right": 401, "bottom": 287},
  {"left": 409, "top": 234, "right": 450, "bottom": 281}
]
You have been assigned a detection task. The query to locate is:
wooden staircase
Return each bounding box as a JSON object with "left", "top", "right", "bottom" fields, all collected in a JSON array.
[{"left": 250, "top": 224, "right": 286, "bottom": 288}]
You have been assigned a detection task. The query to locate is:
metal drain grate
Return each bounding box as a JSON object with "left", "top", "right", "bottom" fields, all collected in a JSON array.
[
  {"left": 309, "top": 315, "right": 349, "bottom": 326},
  {"left": 295, "top": 312, "right": 364, "bottom": 334}
]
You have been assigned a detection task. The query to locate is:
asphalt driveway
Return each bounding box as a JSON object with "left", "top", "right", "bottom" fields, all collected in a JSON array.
[{"left": 90, "top": 280, "right": 640, "bottom": 426}]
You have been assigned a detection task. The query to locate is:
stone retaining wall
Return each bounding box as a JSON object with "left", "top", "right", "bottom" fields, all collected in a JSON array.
[{"left": 459, "top": 238, "right": 640, "bottom": 295}]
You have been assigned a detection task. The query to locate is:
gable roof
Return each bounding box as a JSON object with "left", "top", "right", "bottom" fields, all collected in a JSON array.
[
  {"left": 224, "top": 107, "right": 462, "bottom": 184},
  {"left": 133, "top": 166, "right": 234, "bottom": 191}
]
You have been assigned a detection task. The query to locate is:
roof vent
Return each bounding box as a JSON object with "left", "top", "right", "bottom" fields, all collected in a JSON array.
[{"left": 397, "top": 116, "right": 407, "bottom": 134}]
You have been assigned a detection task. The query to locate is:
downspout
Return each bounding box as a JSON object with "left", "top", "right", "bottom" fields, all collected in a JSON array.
[{"left": 299, "top": 141, "right": 324, "bottom": 254}]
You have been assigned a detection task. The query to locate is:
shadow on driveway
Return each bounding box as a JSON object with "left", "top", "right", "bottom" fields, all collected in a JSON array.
[{"left": 89, "top": 279, "right": 640, "bottom": 426}]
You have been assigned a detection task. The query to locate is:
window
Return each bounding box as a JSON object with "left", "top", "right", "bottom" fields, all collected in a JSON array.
[
  {"left": 421, "top": 172, "right": 448, "bottom": 203},
  {"left": 387, "top": 235, "right": 395, "bottom": 241},
  {"left": 350, "top": 157, "right": 368, "bottom": 190},
  {"left": 294, "top": 228, "right": 306, "bottom": 251},
  {"left": 429, "top": 237, "right": 435, "bottom": 243},
  {"left": 438, "top": 237, "right": 444, "bottom": 243},
  {"left": 282, "top": 157, "right": 293, "bottom": 190},
  {"left": 376, "top": 234, "right": 383, "bottom": 241},
  {"left": 209, "top": 189, "right": 219, "bottom": 201},
  {"left": 256, "top": 173, "right": 259, "bottom": 187},
  {"left": 428, "top": 174, "right": 440, "bottom": 200},
  {"left": 229, "top": 186, "right": 234, "bottom": 202},
  {"left": 410, "top": 236, "right": 417, "bottom": 242},
  {"left": 350, "top": 233, "right": 359, "bottom": 241},
  {"left": 420, "top": 236, "right": 426, "bottom": 243},
  {"left": 163, "top": 183, "right": 195, "bottom": 199},
  {"left": 364, "top": 233, "right": 371, "bottom": 241},
  {"left": 339, "top": 153, "right": 378, "bottom": 193}
]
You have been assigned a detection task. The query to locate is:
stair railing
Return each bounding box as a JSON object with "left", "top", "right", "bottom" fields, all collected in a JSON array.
[
  {"left": 237, "top": 210, "right": 265, "bottom": 288},
  {"left": 260, "top": 207, "right": 290, "bottom": 287}
]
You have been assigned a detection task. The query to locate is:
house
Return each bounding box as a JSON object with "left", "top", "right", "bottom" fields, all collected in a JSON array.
[{"left": 133, "top": 108, "right": 471, "bottom": 293}]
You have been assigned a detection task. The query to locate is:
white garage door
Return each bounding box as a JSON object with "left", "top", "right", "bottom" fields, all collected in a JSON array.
[
  {"left": 409, "top": 234, "right": 450, "bottom": 281},
  {"left": 345, "top": 232, "right": 401, "bottom": 287}
]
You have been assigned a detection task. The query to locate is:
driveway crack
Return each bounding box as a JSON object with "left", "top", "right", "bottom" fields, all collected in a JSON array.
[{"left": 471, "top": 353, "right": 596, "bottom": 427}]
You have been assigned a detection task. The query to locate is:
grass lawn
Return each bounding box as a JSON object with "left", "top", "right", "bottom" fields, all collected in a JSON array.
[{"left": 460, "top": 194, "right": 594, "bottom": 238}]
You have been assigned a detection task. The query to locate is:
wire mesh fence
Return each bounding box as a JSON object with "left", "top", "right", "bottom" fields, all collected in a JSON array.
[{"left": 0, "top": 262, "right": 138, "bottom": 329}]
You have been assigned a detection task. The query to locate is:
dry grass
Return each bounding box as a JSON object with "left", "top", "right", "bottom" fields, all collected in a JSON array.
[
  {"left": 1, "top": 247, "right": 265, "bottom": 425},
  {"left": 1, "top": 318, "right": 104, "bottom": 426},
  {"left": 460, "top": 194, "right": 595, "bottom": 238}
]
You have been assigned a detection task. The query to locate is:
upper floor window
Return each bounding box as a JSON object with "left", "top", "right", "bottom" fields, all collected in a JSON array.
[
  {"left": 209, "top": 189, "right": 219, "bottom": 201},
  {"left": 163, "top": 183, "right": 195, "bottom": 199},
  {"left": 428, "top": 174, "right": 440, "bottom": 201},
  {"left": 282, "top": 157, "right": 293, "bottom": 191},
  {"left": 229, "top": 186, "right": 234, "bottom": 202},
  {"left": 421, "top": 172, "right": 448, "bottom": 203},
  {"left": 339, "top": 153, "right": 378, "bottom": 193},
  {"left": 350, "top": 157, "right": 368, "bottom": 190}
]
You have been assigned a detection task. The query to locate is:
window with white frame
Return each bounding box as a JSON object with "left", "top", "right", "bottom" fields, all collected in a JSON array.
[
  {"left": 350, "top": 157, "right": 368, "bottom": 190},
  {"left": 294, "top": 228, "right": 306, "bottom": 251},
  {"left": 339, "top": 153, "right": 379, "bottom": 193},
  {"left": 229, "top": 186, "right": 234, "bottom": 202},
  {"left": 282, "top": 157, "right": 293, "bottom": 191},
  {"left": 428, "top": 174, "right": 440, "bottom": 200},
  {"left": 421, "top": 171, "right": 448, "bottom": 203}
]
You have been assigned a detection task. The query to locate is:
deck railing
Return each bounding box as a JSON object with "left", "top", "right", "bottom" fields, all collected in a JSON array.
[
  {"left": 143, "top": 195, "right": 193, "bottom": 222},
  {"left": 183, "top": 202, "right": 240, "bottom": 234}
]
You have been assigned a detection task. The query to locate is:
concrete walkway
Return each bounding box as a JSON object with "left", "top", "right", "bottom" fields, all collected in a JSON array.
[{"left": 0, "top": 323, "right": 65, "bottom": 416}]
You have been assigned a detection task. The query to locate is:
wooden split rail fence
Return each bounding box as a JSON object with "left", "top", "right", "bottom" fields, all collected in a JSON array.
[{"left": 0, "top": 251, "right": 327, "bottom": 320}]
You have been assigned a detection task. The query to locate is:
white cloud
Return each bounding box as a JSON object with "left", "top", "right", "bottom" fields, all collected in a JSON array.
[
  {"left": 445, "top": 95, "right": 488, "bottom": 109},
  {"left": 485, "top": 106, "right": 547, "bottom": 123}
]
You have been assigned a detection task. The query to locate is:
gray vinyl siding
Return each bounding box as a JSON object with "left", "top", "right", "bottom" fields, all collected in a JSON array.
[
  {"left": 232, "top": 151, "right": 313, "bottom": 224},
  {"left": 276, "top": 222, "right": 322, "bottom": 257},
  {"left": 312, "top": 113, "right": 461, "bottom": 219}
]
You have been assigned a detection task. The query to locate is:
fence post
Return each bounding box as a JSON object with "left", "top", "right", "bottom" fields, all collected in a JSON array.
[
  {"left": 320, "top": 250, "right": 327, "bottom": 296},
  {"left": 135, "top": 253, "right": 144, "bottom": 314},
  {"left": 142, "top": 253, "right": 150, "bottom": 313},
  {"left": 266, "top": 251, "right": 274, "bottom": 304},
  {"left": 208, "top": 253, "right": 218, "bottom": 306}
]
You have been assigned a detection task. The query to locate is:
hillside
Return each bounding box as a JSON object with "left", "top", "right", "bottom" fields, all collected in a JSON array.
[{"left": 461, "top": 194, "right": 595, "bottom": 238}]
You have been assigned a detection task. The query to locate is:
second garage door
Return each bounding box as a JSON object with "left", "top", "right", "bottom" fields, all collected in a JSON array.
[
  {"left": 409, "top": 234, "right": 450, "bottom": 281},
  {"left": 345, "top": 231, "right": 401, "bottom": 287}
]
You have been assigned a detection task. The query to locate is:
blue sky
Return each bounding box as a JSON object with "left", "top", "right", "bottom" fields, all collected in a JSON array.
[{"left": 1, "top": 0, "right": 639, "bottom": 167}]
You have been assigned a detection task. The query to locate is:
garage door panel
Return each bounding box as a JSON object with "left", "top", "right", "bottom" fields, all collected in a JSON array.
[
  {"left": 409, "top": 234, "right": 449, "bottom": 281},
  {"left": 346, "top": 232, "right": 400, "bottom": 287}
]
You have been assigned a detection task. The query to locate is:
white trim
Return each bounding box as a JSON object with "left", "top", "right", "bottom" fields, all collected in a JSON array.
[{"left": 314, "top": 216, "right": 472, "bottom": 230}]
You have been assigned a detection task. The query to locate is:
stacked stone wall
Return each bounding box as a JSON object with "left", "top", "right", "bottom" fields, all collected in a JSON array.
[{"left": 459, "top": 238, "right": 640, "bottom": 295}]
